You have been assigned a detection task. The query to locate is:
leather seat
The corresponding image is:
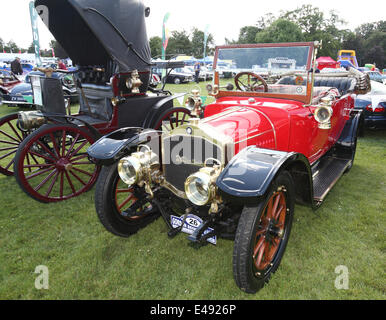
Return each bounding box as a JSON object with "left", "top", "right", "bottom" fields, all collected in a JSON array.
[{"left": 277, "top": 76, "right": 357, "bottom": 96}]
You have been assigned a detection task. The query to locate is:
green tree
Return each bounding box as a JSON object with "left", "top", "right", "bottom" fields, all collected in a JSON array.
[
  {"left": 280, "top": 5, "right": 346, "bottom": 56},
  {"left": 27, "top": 42, "right": 35, "bottom": 54},
  {"left": 238, "top": 26, "right": 260, "bottom": 44},
  {"left": 5, "top": 40, "right": 19, "bottom": 53},
  {"left": 149, "top": 36, "right": 162, "bottom": 58},
  {"left": 255, "top": 19, "right": 304, "bottom": 43},
  {"left": 190, "top": 28, "right": 214, "bottom": 58},
  {"left": 167, "top": 30, "right": 191, "bottom": 56}
]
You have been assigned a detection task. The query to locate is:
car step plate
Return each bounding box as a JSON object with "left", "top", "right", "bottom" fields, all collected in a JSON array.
[{"left": 170, "top": 214, "right": 217, "bottom": 245}]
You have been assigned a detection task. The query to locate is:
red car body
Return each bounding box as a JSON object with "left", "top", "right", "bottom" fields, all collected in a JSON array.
[
  {"left": 203, "top": 95, "right": 354, "bottom": 164},
  {"left": 0, "top": 69, "right": 22, "bottom": 96},
  {"left": 88, "top": 41, "right": 370, "bottom": 294}
]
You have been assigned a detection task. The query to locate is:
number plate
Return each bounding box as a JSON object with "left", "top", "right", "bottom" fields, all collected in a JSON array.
[
  {"left": 11, "top": 96, "right": 25, "bottom": 101},
  {"left": 170, "top": 214, "right": 217, "bottom": 245}
]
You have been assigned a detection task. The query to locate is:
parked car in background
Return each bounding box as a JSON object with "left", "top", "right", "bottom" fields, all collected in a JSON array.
[
  {"left": 0, "top": 69, "right": 22, "bottom": 103},
  {"left": 1, "top": 70, "right": 78, "bottom": 107},
  {"left": 364, "top": 70, "right": 386, "bottom": 84},
  {"left": 355, "top": 80, "right": 386, "bottom": 129},
  {"left": 88, "top": 41, "right": 370, "bottom": 293},
  {"left": 164, "top": 67, "right": 193, "bottom": 84},
  {"left": 185, "top": 66, "right": 213, "bottom": 81}
]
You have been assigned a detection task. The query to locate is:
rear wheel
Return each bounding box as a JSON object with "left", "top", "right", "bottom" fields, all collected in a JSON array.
[
  {"left": 14, "top": 124, "right": 99, "bottom": 202},
  {"left": 233, "top": 171, "right": 295, "bottom": 293},
  {"left": 153, "top": 107, "right": 191, "bottom": 132},
  {"left": 173, "top": 77, "right": 181, "bottom": 84},
  {"left": 0, "top": 113, "right": 29, "bottom": 176},
  {"left": 95, "top": 162, "right": 159, "bottom": 237}
]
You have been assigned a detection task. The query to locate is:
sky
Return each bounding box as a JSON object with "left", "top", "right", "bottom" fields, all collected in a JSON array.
[{"left": 1, "top": 0, "right": 385, "bottom": 50}]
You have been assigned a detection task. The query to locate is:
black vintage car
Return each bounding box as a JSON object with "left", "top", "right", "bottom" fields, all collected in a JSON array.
[{"left": 0, "top": 0, "right": 190, "bottom": 202}]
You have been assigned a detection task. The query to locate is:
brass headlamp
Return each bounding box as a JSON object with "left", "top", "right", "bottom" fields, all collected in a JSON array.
[
  {"left": 118, "top": 146, "right": 159, "bottom": 187},
  {"left": 125, "top": 69, "right": 143, "bottom": 93},
  {"left": 314, "top": 95, "right": 334, "bottom": 130},
  {"left": 18, "top": 111, "right": 47, "bottom": 131}
]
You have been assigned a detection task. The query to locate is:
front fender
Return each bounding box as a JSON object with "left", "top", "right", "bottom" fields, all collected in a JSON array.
[
  {"left": 216, "top": 147, "right": 311, "bottom": 200},
  {"left": 87, "top": 127, "right": 160, "bottom": 166}
]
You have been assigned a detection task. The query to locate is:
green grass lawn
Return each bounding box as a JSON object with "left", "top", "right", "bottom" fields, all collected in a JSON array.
[{"left": 0, "top": 83, "right": 385, "bottom": 300}]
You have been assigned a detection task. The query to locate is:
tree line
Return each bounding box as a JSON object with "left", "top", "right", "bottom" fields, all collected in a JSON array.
[
  {"left": 0, "top": 38, "right": 67, "bottom": 58},
  {"left": 150, "top": 4, "right": 385, "bottom": 69}
]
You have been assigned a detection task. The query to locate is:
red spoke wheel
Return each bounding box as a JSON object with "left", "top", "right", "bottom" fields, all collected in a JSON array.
[
  {"left": 233, "top": 171, "right": 295, "bottom": 293},
  {"left": 0, "top": 113, "right": 29, "bottom": 176},
  {"left": 153, "top": 107, "right": 191, "bottom": 132},
  {"left": 94, "top": 162, "right": 159, "bottom": 237},
  {"left": 13, "top": 124, "right": 99, "bottom": 203}
]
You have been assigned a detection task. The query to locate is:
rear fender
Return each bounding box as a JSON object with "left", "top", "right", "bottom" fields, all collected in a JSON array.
[
  {"left": 87, "top": 127, "right": 160, "bottom": 166},
  {"left": 216, "top": 147, "right": 313, "bottom": 206},
  {"left": 335, "top": 110, "right": 362, "bottom": 158},
  {"left": 142, "top": 93, "right": 186, "bottom": 129}
]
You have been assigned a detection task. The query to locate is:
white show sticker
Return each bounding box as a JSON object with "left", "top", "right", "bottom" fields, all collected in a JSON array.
[{"left": 170, "top": 214, "right": 217, "bottom": 245}]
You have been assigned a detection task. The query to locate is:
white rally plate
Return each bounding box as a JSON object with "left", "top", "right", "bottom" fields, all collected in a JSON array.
[{"left": 170, "top": 214, "right": 217, "bottom": 245}]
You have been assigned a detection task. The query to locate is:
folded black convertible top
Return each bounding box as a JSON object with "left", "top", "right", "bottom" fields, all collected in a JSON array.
[{"left": 35, "top": 0, "right": 151, "bottom": 73}]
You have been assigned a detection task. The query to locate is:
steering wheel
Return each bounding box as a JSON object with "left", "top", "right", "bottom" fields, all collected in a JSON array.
[{"left": 234, "top": 72, "right": 268, "bottom": 92}]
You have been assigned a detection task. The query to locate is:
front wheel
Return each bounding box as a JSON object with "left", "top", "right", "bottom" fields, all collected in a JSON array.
[
  {"left": 233, "top": 171, "right": 295, "bottom": 293},
  {"left": 95, "top": 162, "right": 160, "bottom": 237}
]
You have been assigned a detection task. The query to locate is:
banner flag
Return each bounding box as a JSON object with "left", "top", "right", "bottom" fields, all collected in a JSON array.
[
  {"left": 29, "top": 1, "right": 42, "bottom": 66},
  {"left": 203, "top": 24, "right": 210, "bottom": 60},
  {"left": 161, "top": 12, "right": 171, "bottom": 78},
  {"left": 162, "top": 12, "right": 171, "bottom": 58}
]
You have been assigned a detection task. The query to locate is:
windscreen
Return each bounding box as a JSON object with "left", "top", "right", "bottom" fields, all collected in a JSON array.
[{"left": 216, "top": 46, "right": 311, "bottom": 74}]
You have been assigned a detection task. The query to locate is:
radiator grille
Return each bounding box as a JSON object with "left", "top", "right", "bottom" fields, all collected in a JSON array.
[{"left": 162, "top": 135, "right": 222, "bottom": 192}]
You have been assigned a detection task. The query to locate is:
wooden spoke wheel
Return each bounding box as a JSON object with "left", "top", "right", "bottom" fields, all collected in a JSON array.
[
  {"left": 252, "top": 189, "right": 287, "bottom": 271},
  {"left": 233, "top": 171, "right": 295, "bottom": 293},
  {"left": 14, "top": 124, "right": 99, "bottom": 203},
  {"left": 234, "top": 72, "right": 268, "bottom": 92},
  {"left": 114, "top": 178, "right": 154, "bottom": 220},
  {"left": 153, "top": 107, "right": 191, "bottom": 132},
  {"left": 0, "top": 113, "right": 29, "bottom": 176},
  {"left": 95, "top": 162, "right": 159, "bottom": 238}
]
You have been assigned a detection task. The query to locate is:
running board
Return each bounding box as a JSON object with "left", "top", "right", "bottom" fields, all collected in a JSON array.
[{"left": 312, "top": 156, "right": 352, "bottom": 202}]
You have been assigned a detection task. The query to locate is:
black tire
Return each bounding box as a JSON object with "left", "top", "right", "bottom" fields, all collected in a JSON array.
[
  {"left": 233, "top": 170, "right": 295, "bottom": 293},
  {"left": 173, "top": 77, "right": 181, "bottom": 85},
  {"left": 95, "top": 162, "right": 160, "bottom": 237}
]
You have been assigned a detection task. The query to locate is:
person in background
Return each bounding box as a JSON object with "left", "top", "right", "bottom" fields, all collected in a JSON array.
[
  {"left": 194, "top": 61, "right": 201, "bottom": 84},
  {"left": 58, "top": 59, "right": 67, "bottom": 70},
  {"left": 11, "top": 57, "right": 23, "bottom": 75}
]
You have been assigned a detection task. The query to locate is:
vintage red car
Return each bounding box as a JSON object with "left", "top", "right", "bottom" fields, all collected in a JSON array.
[
  {"left": 88, "top": 41, "right": 370, "bottom": 293},
  {"left": 0, "top": 69, "right": 22, "bottom": 101}
]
